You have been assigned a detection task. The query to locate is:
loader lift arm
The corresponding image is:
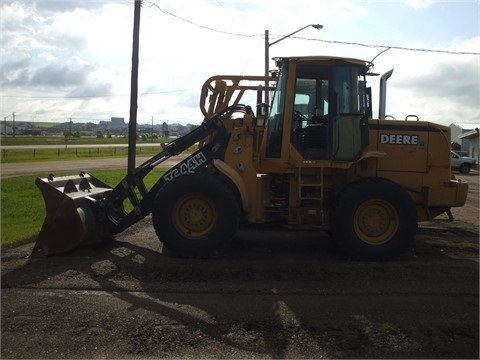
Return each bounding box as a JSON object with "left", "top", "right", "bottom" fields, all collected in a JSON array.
[{"left": 102, "top": 104, "right": 254, "bottom": 236}]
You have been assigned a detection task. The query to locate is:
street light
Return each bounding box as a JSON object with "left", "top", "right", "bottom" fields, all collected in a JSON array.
[{"left": 264, "top": 24, "right": 323, "bottom": 104}]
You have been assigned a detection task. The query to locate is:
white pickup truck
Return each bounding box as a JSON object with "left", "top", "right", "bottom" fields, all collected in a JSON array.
[{"left": 451, "top": 151, "right": 476, "bottom": 174}]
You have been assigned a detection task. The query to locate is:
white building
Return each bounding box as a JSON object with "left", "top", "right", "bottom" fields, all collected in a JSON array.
[{"left": 450, "top": 123, "right": 480, "bottom": 164}]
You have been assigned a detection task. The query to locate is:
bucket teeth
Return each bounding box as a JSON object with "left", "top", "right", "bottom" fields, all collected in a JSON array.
[
  {"left": 79, "top": 178, "right": 92, "bottom": 192},
  {"left": 63, "top": 180, "right": 78, "bottom": 193}
]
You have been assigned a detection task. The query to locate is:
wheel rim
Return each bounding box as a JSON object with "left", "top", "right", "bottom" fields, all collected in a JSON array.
[
  {"left": 353, "top": 199, "right": 399, "bottom": 245},
  {"left": 173, "top": 194, "right": 216, "bottom": 239}
]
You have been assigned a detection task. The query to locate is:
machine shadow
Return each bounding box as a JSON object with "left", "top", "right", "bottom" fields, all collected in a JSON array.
[
  {"left": 85, "top": 227, "right": 340, "bottom": 357},
  {"left": 1, "top": 225, "right": 335, "bottom": 357},
  {"left": 2, "top": 220, "right": 477, "bottom": 358}
]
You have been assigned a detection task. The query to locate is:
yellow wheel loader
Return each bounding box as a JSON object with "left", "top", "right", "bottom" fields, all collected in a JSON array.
[{"left": 33, "top": 56, "right": 468, "bottom": 260}]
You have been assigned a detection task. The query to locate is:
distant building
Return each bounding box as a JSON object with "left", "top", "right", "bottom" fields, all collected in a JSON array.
[
  {"left": 450, "top": 123, "right": 480, "bottom": 163},
  {"left": 111, "top": 117, "right": 125, "bottom": 126},
  {"left": 162, "top": 122, "right": 169, "bottom": 137}
]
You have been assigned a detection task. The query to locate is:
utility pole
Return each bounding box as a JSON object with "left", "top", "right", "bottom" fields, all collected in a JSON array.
[
  {"left": 127, "top": 0, "right": 141, "bottom": 175},
  {"left": 65, "top": 117, "right": 72, "bottom": 149},
  {"left": 12, "top": 112, "right": 15, "bottom": 138},
  {"left": 264, "top": 29, "right": 270, "bottom": 105}
]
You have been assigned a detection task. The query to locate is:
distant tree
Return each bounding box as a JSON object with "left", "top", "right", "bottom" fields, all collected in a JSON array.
[{"left": 96, "top": 130, "right": 104, "bottom": 139}]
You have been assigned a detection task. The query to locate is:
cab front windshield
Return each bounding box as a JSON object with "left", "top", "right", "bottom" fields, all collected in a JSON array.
[
  {"left": 293, "top": 64, "right": 367, "bottom": 120},
  {"left": 265, "top": 61, "right": 288, "bottom": 158}
]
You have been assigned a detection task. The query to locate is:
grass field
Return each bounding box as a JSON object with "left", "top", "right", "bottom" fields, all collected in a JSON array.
[
  {"left": 0, "top": 134, "right": 150, "bottom": 146},
  {"left": 1, "top": 135, "right": 132, "bottom": 146},
  {"left": 0, "top": 135, "right": 197, "bottom": 163},
  {"left": 0, "top": 168, "right": 166, "bottom": 249},
  {"left": 1, "top": 135, "right": 191, "bottom": 249}
]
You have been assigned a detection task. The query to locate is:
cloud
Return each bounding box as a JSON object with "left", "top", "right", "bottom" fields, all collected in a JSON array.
[
  {"left": 33, "top": 0, "right": 105, "bottom": 14},
  {"left": 1, "top": 0, "right": 478, "bottom": 126},
  {"left": 30, "top": 63, "right": 89, "bottom": 87},
  {"left": 2, "top": 59, "right": 104, "bottom": 90},
  {"left": 406, "top": 0, "right": 435, "bottom": 9},
  {"left": 1, "top": 58, "right": 31, "bottom": 86},
  {"left": 406, "top": 60, "right": 478, "bottom": 106},
  {"left": 208, "top": 0, "right": 261, "bottom": 13},
  {"left": 377, "top": 50, "right": 479, "bottom": 123},
  {"left": 67, "top": 82, "right": 114, "bottom": 98},
  {"left": 330, "top": 0, "right": 367, "bottom": 18}
]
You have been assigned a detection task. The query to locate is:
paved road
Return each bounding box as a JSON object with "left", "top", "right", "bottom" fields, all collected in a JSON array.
[{"left": 0, "top": 154, "right": 188, "bottom": 179}]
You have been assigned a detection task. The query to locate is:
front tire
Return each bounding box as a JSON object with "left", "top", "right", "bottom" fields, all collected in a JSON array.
[
  {"left": 152, "top": 172, "right": 240, "bottom": 258},
  {"left": 332, "top": 178, "right": 417, "bottom": 260}
]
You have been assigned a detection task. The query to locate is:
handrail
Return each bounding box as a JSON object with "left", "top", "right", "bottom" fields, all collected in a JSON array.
[{"left": 199, "top": 75, "right": 276, "bottom": 119}]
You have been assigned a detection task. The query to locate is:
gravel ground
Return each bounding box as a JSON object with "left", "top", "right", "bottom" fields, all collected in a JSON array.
[{"left": 1, "top": 172, "right": 478, "bottom": 359}]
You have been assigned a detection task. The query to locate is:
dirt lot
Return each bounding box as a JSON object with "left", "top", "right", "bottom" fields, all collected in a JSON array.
[{"left": 1, "top": 173, "right": 478, "bottom": 359}]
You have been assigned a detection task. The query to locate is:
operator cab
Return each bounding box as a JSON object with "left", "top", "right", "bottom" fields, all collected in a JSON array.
[{"left": 266, "top": 56, "right": 371, "bottom": 161}]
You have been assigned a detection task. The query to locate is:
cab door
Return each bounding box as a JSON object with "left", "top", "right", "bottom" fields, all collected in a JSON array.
[
  {"left": 329, "top": 65, "right": 369, "bottom": 161},
  {"left": 288, "top": 60, "right": 369, "bottom": 161}
]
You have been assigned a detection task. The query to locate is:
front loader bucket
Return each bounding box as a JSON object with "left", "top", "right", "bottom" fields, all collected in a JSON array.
[{"left": 32, "top": 173, "right": 112, "bottom": 257}]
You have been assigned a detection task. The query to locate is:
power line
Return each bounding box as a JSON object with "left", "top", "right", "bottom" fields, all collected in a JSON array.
[
  {"left": 2, "top": 89, "right": 193, "bottom": 99},
  {"left": 301, "top": 37, "right": 480, "bottom": 56},
  {"left": 143, "top": 0, "right": 259, "bottom": 39},
  {"left": 145, "top": 0, "right": 480, "bottom": 56}
]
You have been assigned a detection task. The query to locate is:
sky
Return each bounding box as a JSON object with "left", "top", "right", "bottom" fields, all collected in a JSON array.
[{"left": 1, "top": 0, "right": 479, "bottom": 127}]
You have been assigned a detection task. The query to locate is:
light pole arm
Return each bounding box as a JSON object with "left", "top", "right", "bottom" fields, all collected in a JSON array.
[
  {"left": 269, "top": 24, "right": 312, "bottom": 47},
  {"left": 264, "top": 24, "right": 322, "bottom": 105},
  {"left": 264, "top": 26, "right": 312, "bottom": 105}
]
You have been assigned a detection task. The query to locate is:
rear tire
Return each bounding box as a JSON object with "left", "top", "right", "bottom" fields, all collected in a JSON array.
[
  {"left": 459, "top": 163, "right": 471, "bottom": 174},
  {"left": 332, "top": 178, "right": 417, "bottom": 260},
  {"left": 152, "top": 172, "right": 240, "bottom": 258}
]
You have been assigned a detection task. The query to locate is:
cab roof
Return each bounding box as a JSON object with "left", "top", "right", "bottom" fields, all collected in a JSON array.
[{"left": 273, "top": 55, "right": 371, "bottom": 67}]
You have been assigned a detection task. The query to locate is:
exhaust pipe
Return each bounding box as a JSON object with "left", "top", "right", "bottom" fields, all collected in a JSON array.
[
  {"left": 378, "top": 69, "right": 394, "bottom": 119},
  {"left": 32, "top": 173, "right": 112, "bottom": 256}
]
